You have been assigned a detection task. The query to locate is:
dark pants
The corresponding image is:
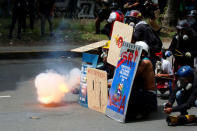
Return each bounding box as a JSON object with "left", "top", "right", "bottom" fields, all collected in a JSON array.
[
  {"left": 176, "top": 90, "right": 197, "bottom": 115},
  {"left": 126, "top": 88, "right": 157, "bottom": 119},
  {"left": 9, "top": 11, "right": 25, "bottom": 38},
  {"left": 40, "top": 13, "right": 53, "bottom": 35},
  {"left": 29, "top": 11, "right": 35, "bottom": 30}
]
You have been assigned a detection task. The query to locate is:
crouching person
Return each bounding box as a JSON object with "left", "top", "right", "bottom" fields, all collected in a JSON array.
[
  {"left": 126, "top": 41, "right": 157, "bottom": 120},
  {"left": 164, "top": 65, "right": 197, "bottom": 115}
]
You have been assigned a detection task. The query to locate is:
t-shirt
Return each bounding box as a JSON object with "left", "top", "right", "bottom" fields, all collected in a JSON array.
[{"left": 161, "top": 58, "right": 173, "bottom": 75}]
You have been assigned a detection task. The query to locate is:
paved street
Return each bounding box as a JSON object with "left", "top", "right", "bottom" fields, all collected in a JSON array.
[{"left": 0, "top": 58, "right": 196, "bottom": 131}]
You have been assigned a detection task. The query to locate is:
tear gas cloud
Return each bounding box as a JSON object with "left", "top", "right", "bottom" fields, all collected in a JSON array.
[{"left": 35, "top": 68, "right": 81, "bottom": 104}]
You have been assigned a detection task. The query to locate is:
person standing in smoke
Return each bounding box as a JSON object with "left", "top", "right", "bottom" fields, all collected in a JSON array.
[
  {"left": 8, "top": 0, "right": 27, "bottom": 39},
  {"left": 37, "top": 0, "right": 55, "bottom": 36}
]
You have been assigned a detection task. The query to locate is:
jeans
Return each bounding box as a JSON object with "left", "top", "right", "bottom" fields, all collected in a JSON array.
[{"left": 176, "top": 90, "right": 197, "bottom": 115}]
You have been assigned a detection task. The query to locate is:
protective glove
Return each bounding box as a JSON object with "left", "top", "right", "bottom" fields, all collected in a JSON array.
[
  {"left": 164, "top": 108, "right": 172, "bottom": 114},
  {"left": 165, "top": 51, "right": 172, "bottom": 57},
  {"left": 185, "top": 52, "right": 191, "bottom": 58}
]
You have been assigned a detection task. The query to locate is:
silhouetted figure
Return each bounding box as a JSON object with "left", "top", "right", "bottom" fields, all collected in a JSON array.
[
  {"left": 37, "top": 0, "right": 55, "bottom": 36},
  {"left": 8, "top": 0, "right": 27, "bottom": 39},
  {"left": 27, "top": 0, "right": 36, "bottom": 31}
]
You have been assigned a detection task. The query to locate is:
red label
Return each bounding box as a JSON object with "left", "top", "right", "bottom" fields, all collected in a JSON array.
[{"left": 117, "top": 37, "right": 123, "bottom": 48}]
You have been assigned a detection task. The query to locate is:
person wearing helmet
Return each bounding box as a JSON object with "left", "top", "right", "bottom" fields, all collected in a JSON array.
[
  {"left": 165, "top": 19, "right": 197, "bottom": 73},
  {"left": 164, "top": 65, "right": 197, "bottom": 115},
  {"left": 126, "top": 10, "right": 162, "bottom": 68},
  {"left": 98, "top": 40, "right": 115, "bottom": 79},
  {"left": 187, "top": 10, "right": 197, "bottom": 32},
  {"left": 126, "top": 41, "right": 157, "bottom": 120},
  {"left": 104, "top": 2, "right": 124, "bottom": 38}
]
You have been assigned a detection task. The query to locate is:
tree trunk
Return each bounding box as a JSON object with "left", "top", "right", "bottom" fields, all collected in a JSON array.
[{"left": 163, "top": 0, "right": 179, "bottom": 27}]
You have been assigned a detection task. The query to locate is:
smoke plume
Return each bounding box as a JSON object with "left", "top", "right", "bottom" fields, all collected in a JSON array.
[{"left": 35, "top": 68, "right": 81, "bottom": 104}]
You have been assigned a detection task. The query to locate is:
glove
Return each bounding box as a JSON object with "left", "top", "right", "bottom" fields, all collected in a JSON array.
[
  {"left": 164, "top": 108, "right": 172, "bottom": 114},
  {"left": 165, "top": 51, "right": 172, "bottom": 57},
  {"left": 185, "top": 52, "right": 191, "bottom": 58}
]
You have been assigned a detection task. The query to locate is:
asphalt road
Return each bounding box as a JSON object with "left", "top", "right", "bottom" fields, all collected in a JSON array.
[{"left": 0, "top": 58, "right": 196, "bottom": 131}]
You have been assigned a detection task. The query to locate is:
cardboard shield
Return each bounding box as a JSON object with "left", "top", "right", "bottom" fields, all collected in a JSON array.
[
  {"left": 79, "top": 53, "right": 99, "bottom": 107},
  {"left": 107, "top": 21, "right": 133, "bottom": 66},
  {"left": 71, "top": 40, "right": 108, "bottom": 53},
  {"left": 87, "top": 68, "right": 108, "bottom": 113},
  {"left": 106, "top": 42, "right": 142, "bottom": 122}
]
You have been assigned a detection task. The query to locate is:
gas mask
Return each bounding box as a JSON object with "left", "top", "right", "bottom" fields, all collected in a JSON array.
[
  {"left": 100, "top": 48, "right": 108, "bottom": 58},
  {"left": 176, "top": 31, "right": 189, "bottom": 41},
  {"left": 177, "top": 79, "right": 192, "bottom": 91}
]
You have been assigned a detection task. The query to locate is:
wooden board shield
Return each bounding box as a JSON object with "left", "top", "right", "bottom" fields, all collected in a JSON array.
[
  {"left": 71, "top": 40, "right": 108, "bottom": 53},
  {"left": 107, "top": 21, "right": 133, "bottom": 66},
  {"left": 87, "top": 68, "right": 108, "bottom": 113},
  {"left": 106, "top": 42, "right": 142, "bottom": 122},
  {"left": 79, "top": 53, "right": 99, "bottom": 107}
]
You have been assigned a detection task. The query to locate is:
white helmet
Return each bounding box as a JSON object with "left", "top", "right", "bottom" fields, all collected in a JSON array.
[{"left": 135, "top": 41, "right": 149, "bottom": 54}]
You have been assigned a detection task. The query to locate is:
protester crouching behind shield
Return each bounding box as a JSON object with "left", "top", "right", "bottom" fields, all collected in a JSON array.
[
  {"left": 125, "top": 10, "right": 162, "bottom": 69},
  {"left": 126, "top": 41, "right": 157, "bottom": 120},
  {"left": 164, "top": 65, "right": 197, "bottom": 115},
  {"left": 99, "top": 41, "right": 115, "bottom": 81},
  {"left": 165, "top": 20, "right": 197, "bottom": 73}
]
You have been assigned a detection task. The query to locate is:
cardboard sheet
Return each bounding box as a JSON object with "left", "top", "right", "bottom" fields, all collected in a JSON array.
[
  {"left": 87, "top": 68, "right": 108, "bottom": 113},
  {"left": 107, "top": 21, "right": 133, "bottom": 66},
  {"left": 71, "top": 40, "right": 108, "bottom": 53}
]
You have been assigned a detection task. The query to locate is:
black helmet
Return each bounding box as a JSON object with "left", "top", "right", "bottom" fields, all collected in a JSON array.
[
  {"left": 187, "top": 10, "right": 197, "bottom": 17},
  {"left": 176, "top": 20, "right": 190, "bottom": 30},
  {"left": 110, "top": 2, "right": 119, "bottom": 10}
]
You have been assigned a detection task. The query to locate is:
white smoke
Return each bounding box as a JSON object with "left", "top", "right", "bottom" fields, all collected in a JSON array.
[{"left": 35, "top": 68, "right": 81, "bottom": 104}]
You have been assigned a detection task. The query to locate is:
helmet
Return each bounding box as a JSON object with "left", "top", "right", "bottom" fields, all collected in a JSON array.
[
  {"left": 125, "top": 10, "right": 142, "bottom": 19},
  {"left": 176, "top": 20, "right": 189, "bottom": 30},
  {"left": 110, "top": 2, "right": 119, "bottom": 10},
  {"left": 135, "top": 41, "right": 149, "bottom": 54},
  {"left": 187, "top": 10, "right": 197, "bottom": 17},
  {"left": 177, "top": 65, "right": 193, "bottom": 78},
  {"left": 103, "top": 40, "right": 110, "bottom": 49},
  {"left": 124, "top": 10, "right": 142, "bottom": 24}
]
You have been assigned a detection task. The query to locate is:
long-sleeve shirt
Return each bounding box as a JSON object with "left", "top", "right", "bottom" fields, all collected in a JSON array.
[{"left": 168, "top": 71, "right": 197, "bottom": 112}]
